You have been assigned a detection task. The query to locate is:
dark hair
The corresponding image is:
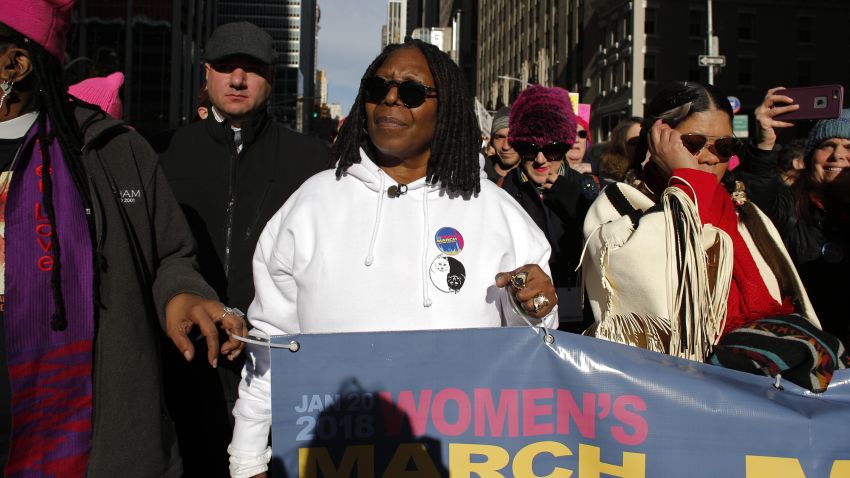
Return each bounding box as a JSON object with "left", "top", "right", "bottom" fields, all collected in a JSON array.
[
  {"left": 609, "top": 116, "right": 643, "bottom": 157},
  {"left": 630, "top": 82, "right": 733, "bottom": 178},
  {"left": 778, "top": 138, "right": 806, "bottom": 173},
  {"left": 0, "top": 23, "right": 99, "bottom": 331},
  {"left": 331, "top": 38, "right": 481, "bottom": 196}
]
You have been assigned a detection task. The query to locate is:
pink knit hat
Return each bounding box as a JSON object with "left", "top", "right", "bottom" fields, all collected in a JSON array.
[
  {"left": 0, "top": 0, "right": 74, "bottom": 62},
  {"left": 508, "top": 85, "right": 577, "bottom": 146},
  {"left": 69, "top": 72, "right": 124, "bottom": 119}
]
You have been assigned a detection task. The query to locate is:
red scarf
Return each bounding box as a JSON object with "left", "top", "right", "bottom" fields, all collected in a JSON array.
[{"left": 669, "top": 169, "right": 793, "bottom": 333}]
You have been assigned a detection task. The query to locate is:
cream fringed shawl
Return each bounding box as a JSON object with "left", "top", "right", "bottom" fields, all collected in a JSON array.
[
  {"left": 579, "top": 181, "right": 817, "bottom": 362},
  {"left": 579, "top": 181, "right": 731, "bottom": 361}
]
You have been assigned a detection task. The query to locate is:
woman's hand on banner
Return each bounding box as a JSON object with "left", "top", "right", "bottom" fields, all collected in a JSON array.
[
  {"left": 165, "top": 293, "right": 248, "bottom": 367},
  {"left": 495, "top": 265, "right": 558, "bottom": 318}
]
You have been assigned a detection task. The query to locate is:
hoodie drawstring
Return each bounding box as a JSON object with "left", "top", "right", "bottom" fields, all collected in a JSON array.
[
  {"left": 364, "top": 173, "right": 386, "bottom": 266},
  {"left": 421, "top": 188, "right": 432, "bottom": 307}
]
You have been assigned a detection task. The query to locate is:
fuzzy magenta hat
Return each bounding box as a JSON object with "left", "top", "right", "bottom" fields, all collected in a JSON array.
[
  {"left": 508, "top": 85, "right": 577, "bottom": 146},
  {"left": 69, "top": 72, "right": 124, "bottom": 119},
  {"left": 0, "top": 0, "right": 74, "bottom": 63}
]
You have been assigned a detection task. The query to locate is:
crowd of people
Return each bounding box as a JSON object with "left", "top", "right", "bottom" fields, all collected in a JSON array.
[{"left": 0, "top": 1, "right": 847, "bottom": 477}]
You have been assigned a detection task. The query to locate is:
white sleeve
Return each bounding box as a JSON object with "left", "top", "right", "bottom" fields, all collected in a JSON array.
[
  {"left": 229, "top": 209, "right": 299, "bottom": 477},
  {"left": 499, "top": 209, "right": 559, "bottom": 329}
]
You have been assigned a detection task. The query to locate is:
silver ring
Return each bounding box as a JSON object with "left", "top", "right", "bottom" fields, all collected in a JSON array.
[
  {"left": 510, "top": 272, "right": 529, "bottom": 289},
  {"left": 218, "top": 306, "right": 245, "bottom": 323},
  {"left": 531, "top": 294, "right": 550, "bottom": 313}
]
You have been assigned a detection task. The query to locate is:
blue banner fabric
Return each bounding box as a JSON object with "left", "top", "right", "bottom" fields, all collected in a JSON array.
[{"left": 270, "top": 327, "right": 850, "bottom": 478}]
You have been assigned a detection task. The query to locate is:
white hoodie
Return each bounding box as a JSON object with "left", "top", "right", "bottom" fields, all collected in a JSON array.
[{"left": 228, "top": 149, "right": 557, "bottom": 477}]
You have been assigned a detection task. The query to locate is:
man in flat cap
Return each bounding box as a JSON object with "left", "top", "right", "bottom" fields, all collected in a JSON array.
[{"left": 159, "top": 21, "right": 330, "bottom": 476}]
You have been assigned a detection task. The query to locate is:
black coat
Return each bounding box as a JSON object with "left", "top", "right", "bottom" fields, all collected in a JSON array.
[
  {"left": 500, "top": 168, "right": 595, "bottom": 332},
  {"left": 160, "top": 112, "right": 331, "bottom": 313},
  {"left": 736, "top": 144, "right": 850, "bottom": 345},
  {"left": 501, "top": 167, "right": 594, "bottom": 287}
]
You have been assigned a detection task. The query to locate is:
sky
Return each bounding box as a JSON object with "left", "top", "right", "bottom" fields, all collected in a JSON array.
[{"left": 317, "top": 0, "right": 387, "bottom": 115}]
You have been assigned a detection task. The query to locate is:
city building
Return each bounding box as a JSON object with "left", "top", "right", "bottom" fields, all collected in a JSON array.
[
  {"left": 384, "top": 0, "right": 408, "bottom": 47},
  {"left": 69, "top": 0, "right": 216, "bottom": 137},
  {"left": 581, "top": 0, "right": 850, "bottom": 140},
  {"left": 406, "top": 0, "right": 478, "bottom": 96},
  {"left": 317, "top": 69, "right": 328, "bottom": 104},
  {"left": 477, "top": 0, "right": 580, "bottom": 111},
  {"left": 216, "top": 0, "right": 320, "bottom": 132},
  {"left": 327, "top": 103, "right": 343, "bottom": 119},
  {"left": 475, "top": 0, "right": 850, "bottom": 141}
]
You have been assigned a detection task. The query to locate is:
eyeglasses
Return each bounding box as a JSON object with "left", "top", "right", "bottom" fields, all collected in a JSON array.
[
  {"left": 363, "top": 76, "right": 438, "bottom": 108},
  {"left": 680, "top": 133, "right": 743, "bottom": 161},
  {"left": 576, "top": 130, "right": 588, "bottom": 139},
  {"left": 510, "top": 141, "right": 571, "bottom": 162}
]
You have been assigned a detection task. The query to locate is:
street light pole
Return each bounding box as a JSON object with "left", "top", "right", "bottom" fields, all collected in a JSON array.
[
  {"left": 497, "top": 75, "right": 527, "bottom": 89},
  {"left": 706, "top": 0, "right": 714, "bottom": 84}
]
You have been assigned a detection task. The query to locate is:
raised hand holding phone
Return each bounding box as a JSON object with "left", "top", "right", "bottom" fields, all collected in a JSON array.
[
  {"left": 772, "top": 85, "right": 844, "bottom": 121},
  {"left": 754, "top": 87, "right": 799, "bottom": 151}
]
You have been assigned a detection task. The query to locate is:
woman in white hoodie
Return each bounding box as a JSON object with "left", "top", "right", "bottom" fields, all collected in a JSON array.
[{"left": 228, "top": 39, "right": 559, "bottom": 477}]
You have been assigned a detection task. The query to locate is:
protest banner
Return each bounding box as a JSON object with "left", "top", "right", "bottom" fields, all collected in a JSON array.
[{"left": 270, "top": 327, "right": 850, "bottom": 477}]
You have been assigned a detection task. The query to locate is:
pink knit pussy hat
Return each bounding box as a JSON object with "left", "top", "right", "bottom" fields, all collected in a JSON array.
[
  {"left": 0, "top": 0, "right": 74, "bottom": 63},
  {"left": 69, "top": 72, "right": 124, "bottom": 119},
  {"left": 508, "top": 85, "right": 577, "bottom": 147}
]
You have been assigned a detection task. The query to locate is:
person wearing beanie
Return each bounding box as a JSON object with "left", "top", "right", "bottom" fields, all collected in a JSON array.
[
  {"left": 485, "top": 105, "right": 519, "bottom": 183},
  {"left": 158, "top": 21, "right": 330, "bottom": 476},
  {"left": 68, "top": 71, "right": 124, "bottom": 120},
  {"left": 737, "top": 88, "right": 850, "bottom": 347},
  {"left": 500, "top": 84, "right": 596, "bottom": 333},
  {"left": 0, "top": 3, "right": 248, "bottom": 477}
]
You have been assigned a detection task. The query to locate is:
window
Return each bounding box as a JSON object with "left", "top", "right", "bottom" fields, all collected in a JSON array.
[
  {"left": 798, "top": 60, "right": 813, "bottom": 86},
  {"left": 689, "top": 10, "right": 705, "bottom": 38},
  {"left": 688, "top": 55, "right": 701, "bottom": 82},
  {"left": 738, "top": 13, "right": 754, "bottom": 40},
  {"left": 645, "top": 8, "right": 657, "bottom": 35},
  {"left": 644, "top": 53, "right": 656, "bottom": 82},
  {"left": 739, "top": 58, "right": 754, "bottom": 86},
  {"left": 798, "top": 16, "right": 813, "bottom": 43}
]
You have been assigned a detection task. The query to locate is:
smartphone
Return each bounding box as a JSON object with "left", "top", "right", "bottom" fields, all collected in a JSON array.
[{"left": 774, "top": 85, "right": 844, "bottom": 121}]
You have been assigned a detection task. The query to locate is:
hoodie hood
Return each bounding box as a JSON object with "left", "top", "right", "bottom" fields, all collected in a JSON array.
[{"left": 343, "top": 148, "right": 441, "bottom": 196}]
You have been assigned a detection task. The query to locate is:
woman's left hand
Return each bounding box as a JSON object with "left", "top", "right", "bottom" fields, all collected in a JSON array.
[{"left": 495, "top": 265, "right": 558, "bottom": 319}]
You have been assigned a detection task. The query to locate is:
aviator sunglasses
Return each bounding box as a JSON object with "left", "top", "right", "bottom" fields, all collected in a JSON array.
[
  {"left": 510, "top": 141, "right": 572, "bottom": 162},
  {"left": 680, "top": 133, "right": 743, "bottom": 161},
  {"left": 363, "top": 76, "right": 438, "bottom": 108}
]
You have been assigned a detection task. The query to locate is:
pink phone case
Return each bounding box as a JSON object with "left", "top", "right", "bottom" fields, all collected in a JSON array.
[{"left": 774, "top": 85, "right": 844, "bottom": 121}]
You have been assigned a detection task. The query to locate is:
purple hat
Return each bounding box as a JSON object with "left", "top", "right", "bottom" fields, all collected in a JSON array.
[{"left": 508, "top": 85, "right": 577, "bottom": 146}]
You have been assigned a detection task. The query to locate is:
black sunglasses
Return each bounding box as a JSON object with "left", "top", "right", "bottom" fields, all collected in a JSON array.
[
  {"left": 363, "top": 76, "right": 438, "bottom": 108},
  {"left": 510, "top": 141, "right": 571, "bottom": 162},
  {"left": 680, "top": 133, "right": 743, "bottom": 161},
  {"left": 576, "top": 130, "right": 588, "bottom": 139}
]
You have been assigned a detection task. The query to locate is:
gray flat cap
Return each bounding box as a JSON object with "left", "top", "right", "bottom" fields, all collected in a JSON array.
[{"left": 205, "top": 22, "right": 276, "bottom": 65}]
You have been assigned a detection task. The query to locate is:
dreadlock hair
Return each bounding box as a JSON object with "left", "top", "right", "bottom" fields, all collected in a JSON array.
[
  {"left": 332, "top": 38, "right": 481, "bottom": 196},
  {"left": 0, "top": 23, "right": 98, "bottom": 331},
  {"left": 629, "top": 81, "right": 733, "bottom": 182}
]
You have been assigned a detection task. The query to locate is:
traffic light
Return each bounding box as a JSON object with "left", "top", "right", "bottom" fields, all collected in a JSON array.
[{"left": 312, "top": 103, "right": 320, "bottom": 119}]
